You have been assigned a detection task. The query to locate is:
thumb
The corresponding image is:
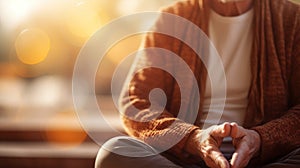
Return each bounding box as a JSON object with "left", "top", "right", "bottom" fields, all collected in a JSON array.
[
  {"left": 230, "top": 123, "right": 245, "bottom": 139},
  {"left": 211, "top": 122, "right": 231, "bottom": 138}
]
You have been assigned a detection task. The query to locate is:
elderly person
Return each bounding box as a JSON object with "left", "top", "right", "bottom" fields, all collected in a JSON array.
[{"left": 95, "top": 0, "right": 300, "bottom": 167}]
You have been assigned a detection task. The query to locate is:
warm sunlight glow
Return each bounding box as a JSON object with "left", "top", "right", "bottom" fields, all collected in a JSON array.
[
  {"left": 107, "top": 35, "right": 143, "bottom": 64},
  {"left": 117, "top": 0, "right": 140, "bottom": 15},
  {"left": 15, "top": 28, "right": 51, "bottom": 65},
  {"left": 0, "top": 0, "right": 41, "bottom": 30},
  {"left": 65, "top": 1, "right": 106, "bottom": 45}
]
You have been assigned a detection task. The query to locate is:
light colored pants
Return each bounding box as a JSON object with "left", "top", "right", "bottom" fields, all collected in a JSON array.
[{"left": 95, "top": 136, "right": 300, "bottom": 168}]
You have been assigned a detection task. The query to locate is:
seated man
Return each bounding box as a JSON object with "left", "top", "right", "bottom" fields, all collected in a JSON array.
[{"left": 95, "top": 0, "right": 300, "bottom": 167}]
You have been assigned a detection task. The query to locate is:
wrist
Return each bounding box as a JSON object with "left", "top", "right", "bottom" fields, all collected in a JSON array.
[
  {"left": 249, "top": 129, "right": 261, "bottom": 157},
  {"left": 184, "top": 128, "right": 202, "bottom": 156}
]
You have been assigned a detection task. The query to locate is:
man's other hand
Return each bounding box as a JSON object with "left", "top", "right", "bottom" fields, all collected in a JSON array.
[
  {"left": 230, "top": 123, "right": 261, "bottom": 168},
  {"left": 186, "top": 123, "right": 231, "bottom": 168}
]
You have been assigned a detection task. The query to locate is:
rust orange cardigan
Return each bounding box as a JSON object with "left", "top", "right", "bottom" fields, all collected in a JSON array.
[{"left": 119, "top": 0, "right": 300, "bottom": 165}]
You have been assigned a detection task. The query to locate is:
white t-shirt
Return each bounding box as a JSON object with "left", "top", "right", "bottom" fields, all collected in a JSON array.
[{"left": 201, "top": 8, "right": 254, "bottom": 127}]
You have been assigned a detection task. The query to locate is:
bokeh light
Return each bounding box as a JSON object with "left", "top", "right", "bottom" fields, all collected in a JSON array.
[{"left": 15, "top": 28, "right": 51, "bottom": 65}]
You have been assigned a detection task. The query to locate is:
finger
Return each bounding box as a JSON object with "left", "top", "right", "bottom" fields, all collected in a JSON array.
[
  {"left": 203, "top": 145, "right": 230, "bottom": 168},
  {"left": 230, "top": 142, "right": 250, "bottom": 168},
  {"left": 230, "top": 122, "right": 238, "bottom": 138},
  {"left": 230, "top": 152, "right": 240, "bottom": 168},
  {"left": 211, "top": 122, "right": 231, "bottom": 138},
  {"left": 211, "top": 150, "right": 230, "bottom": 168},
  {"left": 230, "top": 123, "right": 245, "bottom": 139}
]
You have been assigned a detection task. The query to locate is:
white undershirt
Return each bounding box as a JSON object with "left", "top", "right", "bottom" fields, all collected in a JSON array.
[{"left": 201, "top": 8, "right": 253, "bottom": 127}]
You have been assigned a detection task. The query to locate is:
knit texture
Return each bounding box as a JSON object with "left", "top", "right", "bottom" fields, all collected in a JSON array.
[{"left": 118, "top": 0, "right": 300, "bottom": 165}]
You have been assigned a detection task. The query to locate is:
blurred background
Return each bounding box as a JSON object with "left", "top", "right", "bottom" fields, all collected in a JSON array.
[
  {"left": 0, "top": 0, "right": 299, "bottom": 167},
  {"left": 0, "top": 0, "right": 177, "bottom": 167}
]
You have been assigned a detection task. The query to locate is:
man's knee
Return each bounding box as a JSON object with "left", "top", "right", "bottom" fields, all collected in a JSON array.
[{"left": 94, "top": 136, "right": 158, "bottom": 168}]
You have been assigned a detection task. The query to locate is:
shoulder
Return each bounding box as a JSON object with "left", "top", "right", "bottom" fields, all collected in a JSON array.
[
  {"left": 260, "top": 0, "right": 300, "bottom": 36},
  {"left": 282, "top": 0, "right": 300, "bottom": 18},
  {"left": 284, "top": 0, "right": 300, "bottom": 31},
  {"left": 283, "top": 0, "right": 300, "bottom": 11},
  {"left": 159, "top": 0, "right": 201, "bottom": 19},
  {"left": 268, "top": 0, "right": 300, "bottom": 19},
  {"left": 280, "top": 0, "right": 300, "bottom": 36}
]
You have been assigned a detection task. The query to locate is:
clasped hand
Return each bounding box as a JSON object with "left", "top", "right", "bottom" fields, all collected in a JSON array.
[{"left": 186, "top": 123, "right": 261, "bottom": 168}]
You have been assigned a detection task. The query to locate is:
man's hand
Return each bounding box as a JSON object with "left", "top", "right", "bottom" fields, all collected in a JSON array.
[
  {"left": 230, "top": 123, "right": 261, "bottom": 168},
  {"left": 185, "top": 123, "right": 231, "bottom": 168}
]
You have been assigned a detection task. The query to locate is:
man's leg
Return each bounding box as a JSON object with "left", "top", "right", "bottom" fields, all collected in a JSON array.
[
  {"left": 262, "top": 148, "right": 300, "bottom": 168},
  {"left": 95, "top": 136, "right": 182, "bottom": 168}
]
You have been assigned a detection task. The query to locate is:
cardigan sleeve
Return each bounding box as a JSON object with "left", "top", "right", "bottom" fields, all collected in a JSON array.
[
  {"left": 118, "top": 7, "right": 200, "bottom": 159},
  {"left": 118, "top": 31, "right": 199, "bottom": 157},
  {"left": 252, "top": 110, "right": 300, "bottom": 163},
  {"left": 118, "top": 0, "right": 206, "bottom": 161},
  {"left": 252, "top": 7, "right": 300, "bottom": 163}
]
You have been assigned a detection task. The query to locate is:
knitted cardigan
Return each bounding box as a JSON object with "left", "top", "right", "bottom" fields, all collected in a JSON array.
[{"left": 119, "top": 0, "right": 300, "bottom": 165}]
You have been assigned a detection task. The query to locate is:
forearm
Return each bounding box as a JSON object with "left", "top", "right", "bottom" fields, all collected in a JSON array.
[
  {"left": 122, "top": 112, "right": 198, "bottom": 155},
  {"left": 252, "top": 108, "right": 300, "bottom": 163}
]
